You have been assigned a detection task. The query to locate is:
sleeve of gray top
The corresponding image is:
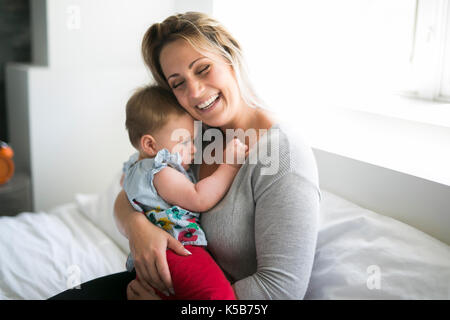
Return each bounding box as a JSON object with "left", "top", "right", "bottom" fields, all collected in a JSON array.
[{"left": 233, "top": 172, "right": 320, "bottom": 299}]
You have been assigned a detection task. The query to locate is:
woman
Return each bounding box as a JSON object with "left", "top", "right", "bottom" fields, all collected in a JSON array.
[{"left": 49, "top": 11, "right": 320, "bottom": 300}]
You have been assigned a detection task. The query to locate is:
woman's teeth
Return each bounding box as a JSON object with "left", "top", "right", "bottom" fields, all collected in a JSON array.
[{"left": 196, "top": 94, "right": 219, "bottom": 110}]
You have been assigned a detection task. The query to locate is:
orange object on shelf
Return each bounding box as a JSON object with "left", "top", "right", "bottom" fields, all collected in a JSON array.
[{"left": 0, "top": 141, "right": 15, "bottom": 184}]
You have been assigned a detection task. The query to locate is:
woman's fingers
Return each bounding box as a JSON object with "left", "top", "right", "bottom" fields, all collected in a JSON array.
[
  {"left": 127, "top": 281, "right": 139, "bottom": 299},
  {"left": 135, "top": 257, "right": 166, "bottom": 295},
  {"left": 167, "top": 236, "right": 192, "bottom": 256},
  {"left": 155, "top": 250, "right": 174, "bottom": 295},
  {"left": 145, "top": 255, "right": 170, "bottom": 296},
  {"left": 134, "top": 279, "right": 156, "bottom": 295},
  {"left": 134, "top": 261, "right": 153, "bottom": 292}
]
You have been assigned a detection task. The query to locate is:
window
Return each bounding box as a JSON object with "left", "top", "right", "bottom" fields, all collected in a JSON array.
[
  {"left": 437, "top": 0, "right": 450, "bottom": 98},
  {"left": 407, "top": 0, "right": 450, "bottom": 100},
  {"left": 213, "top": 0, "right": 450, "bottom": 111}
]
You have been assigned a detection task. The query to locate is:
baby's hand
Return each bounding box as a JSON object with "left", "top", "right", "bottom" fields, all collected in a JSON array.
[{"left": 224, "top": 138, "right": 248, "bottom": 168}]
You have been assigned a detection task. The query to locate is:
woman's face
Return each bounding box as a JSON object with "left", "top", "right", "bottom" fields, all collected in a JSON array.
[{"left": 159, "top": 39, "right": 244, "bottom": 128}]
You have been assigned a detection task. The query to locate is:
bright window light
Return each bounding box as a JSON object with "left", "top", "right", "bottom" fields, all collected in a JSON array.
[{"left": 213, "top": 0, "right": 449, "bottom": 119}]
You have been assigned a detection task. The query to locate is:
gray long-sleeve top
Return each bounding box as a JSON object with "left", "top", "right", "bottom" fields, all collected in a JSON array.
[{"left": 195, "top": 122, "right": 321, "bottom": 299}]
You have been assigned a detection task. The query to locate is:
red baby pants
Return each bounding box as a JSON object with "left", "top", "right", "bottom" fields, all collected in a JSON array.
[{"left": 139, "top": 245, "right": 236, "bottom": 300}]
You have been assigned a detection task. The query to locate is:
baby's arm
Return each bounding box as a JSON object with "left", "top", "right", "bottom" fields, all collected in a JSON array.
[{"left": 153, "top": 138, "right": 247, "bottom": 212}]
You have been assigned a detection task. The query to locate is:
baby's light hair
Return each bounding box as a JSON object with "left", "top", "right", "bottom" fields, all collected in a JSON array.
[{"left": 125, "top": 84, "right": 186, "bottom": 149}]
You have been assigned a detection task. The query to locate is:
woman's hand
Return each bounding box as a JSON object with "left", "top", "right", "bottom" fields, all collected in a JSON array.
[
  {"left": 114, "top": 190, "right": 190, "bottom": 296},
  {"left": 127, "top": 214, "right": 191, "bottom": 295}
]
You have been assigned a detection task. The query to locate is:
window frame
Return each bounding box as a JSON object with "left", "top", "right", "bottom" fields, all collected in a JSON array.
[
  {"left": 439, "top": 0, "right": 450, "bottom": 99},
  {"left": 402, "top": 0, "right": 450, "bottom": 102}
]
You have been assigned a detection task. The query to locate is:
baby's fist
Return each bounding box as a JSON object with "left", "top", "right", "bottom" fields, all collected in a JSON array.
[{"left": 224, "top": 138, "right": 248, "bottom": 167}]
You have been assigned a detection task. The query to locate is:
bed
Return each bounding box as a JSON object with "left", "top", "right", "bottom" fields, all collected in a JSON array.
[{"left": 0, "top": 172, "right": 449, "bottom": 300}]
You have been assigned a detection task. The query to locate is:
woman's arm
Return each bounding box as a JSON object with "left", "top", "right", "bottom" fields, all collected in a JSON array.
[
  {"left": 113, "top": 190, "right": 190, "bottom": 294},
  {"left": 233, "top": 173, "right": 320, "bottom": 299}
]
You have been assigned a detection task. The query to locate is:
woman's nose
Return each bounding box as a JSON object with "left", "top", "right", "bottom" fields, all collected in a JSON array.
[{"left": 187, "top": 79, "right": 204, "bottom": 98}]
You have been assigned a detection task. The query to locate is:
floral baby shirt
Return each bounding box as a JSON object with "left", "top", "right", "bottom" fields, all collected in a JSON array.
[{"left": 122, "top": 148, "right": 207, "bottom": 272}]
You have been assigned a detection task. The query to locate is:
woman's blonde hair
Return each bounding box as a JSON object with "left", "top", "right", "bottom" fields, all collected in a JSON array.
[
  {"left": 141, "top": 11, "right": 262, "bottom": 108},
  {"left": 125, "top": 84, "right": 186, "bottom": 149}
]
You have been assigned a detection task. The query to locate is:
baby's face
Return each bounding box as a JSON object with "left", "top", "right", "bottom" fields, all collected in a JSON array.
[{"left": 154, "top": 113, "right": 197, "bottom": 170}]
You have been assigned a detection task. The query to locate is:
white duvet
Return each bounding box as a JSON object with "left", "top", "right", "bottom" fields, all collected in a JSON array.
[
  {"left": 0, "top": 174, "right": 449, "bottom": 300},
  {"left": 0, "top": 204, "right": 127, "bottom": 300}
]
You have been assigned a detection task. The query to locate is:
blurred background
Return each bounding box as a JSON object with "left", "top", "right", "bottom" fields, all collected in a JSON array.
[
  {"left": 0, "top": 1, "right": 449, "bottom": 243},
  {"left": 0, "top": 0, "right": 30, "bottom": 143}
]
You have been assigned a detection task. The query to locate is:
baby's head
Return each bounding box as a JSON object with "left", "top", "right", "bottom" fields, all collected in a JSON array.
[{"left": 126, "top": 85, "right": 197, "bottom": 169}]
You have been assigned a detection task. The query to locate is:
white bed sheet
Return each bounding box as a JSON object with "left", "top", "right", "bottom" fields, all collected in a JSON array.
[
  {"left": 0, "top": 203, "right": 127, "bottom": 300},
  {"left": 0, "top": 174, "right": 449, "bottom": 299},
  {"left": 305, "top": 191, "right": 450, "bottom": 299}
]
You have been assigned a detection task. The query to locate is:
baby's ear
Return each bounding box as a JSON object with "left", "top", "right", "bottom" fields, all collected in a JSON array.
[{"left": 140, "top": 134, "right": 157, "bottom": 157}]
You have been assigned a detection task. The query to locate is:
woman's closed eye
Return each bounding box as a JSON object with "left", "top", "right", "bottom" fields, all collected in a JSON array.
[
  {"left": 172, "top": 80, "right": 185, "bottom": 89},
  {"left": 171, "top": 65, "right": 210, "bottom": 89},
  {"left": 197, "top": 65, "right": 210, "bottom": 74}
]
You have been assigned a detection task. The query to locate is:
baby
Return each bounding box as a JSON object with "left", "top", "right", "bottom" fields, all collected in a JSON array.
[{"left": 122, "top": 85, "right": 247, "bottom": 300}]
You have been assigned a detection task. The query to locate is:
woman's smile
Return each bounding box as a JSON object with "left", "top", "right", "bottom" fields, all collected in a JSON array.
[{"left": 194, "top": 93, "right": 221, "bottom": 113}]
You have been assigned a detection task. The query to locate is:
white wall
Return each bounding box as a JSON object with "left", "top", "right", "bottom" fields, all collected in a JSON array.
[
  {"left": 175, "top": 0, "right": 213, "bottom": 14},
  {"left": 7, "top": 0, "right": 213, "bottom": 211},
  {"left": 35, "top": 0, "right": 175, "bottom": 68},
  {"left": 7, "top": 66, "right": 147, "bottom": 210}
]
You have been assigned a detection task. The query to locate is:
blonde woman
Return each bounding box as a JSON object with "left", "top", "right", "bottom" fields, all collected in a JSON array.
[{"left": 49, "top": 12, "right": 321, "bottom": 300}]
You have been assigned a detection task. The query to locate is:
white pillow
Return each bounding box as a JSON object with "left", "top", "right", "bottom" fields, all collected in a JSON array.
[
  {"left": 305, "top": 190, "right": 450, "bottom": 299},
  {"left": 75, "top": 172, "right": 130, "bottom": 254}
]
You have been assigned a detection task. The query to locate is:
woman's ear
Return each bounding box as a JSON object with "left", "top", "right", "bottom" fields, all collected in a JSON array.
[{"left": 140, "top": 134, "right": 158, "bottom": 157}]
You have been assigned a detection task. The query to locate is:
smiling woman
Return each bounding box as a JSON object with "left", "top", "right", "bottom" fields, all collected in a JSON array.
[{"left": 49, "top": 11, "right": 321, "bottom": 300}]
